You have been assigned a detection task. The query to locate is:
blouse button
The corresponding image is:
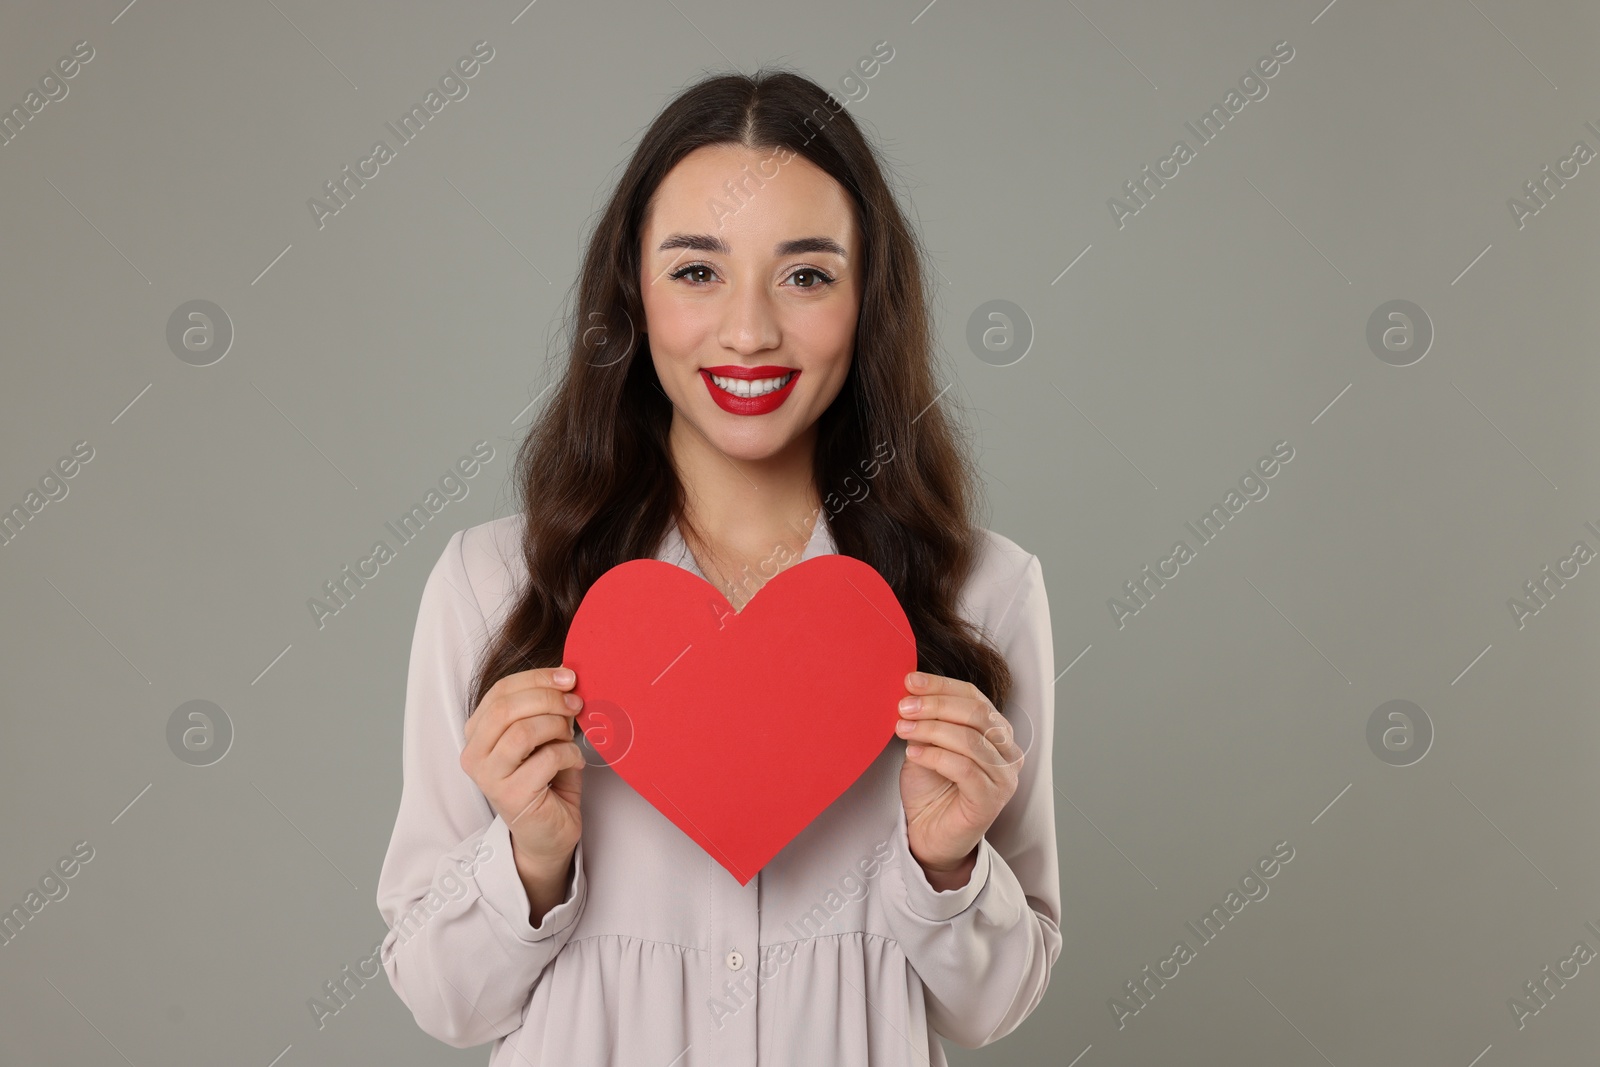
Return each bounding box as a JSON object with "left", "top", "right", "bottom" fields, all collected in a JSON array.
[{"left": 726, "top": 949, "right": 744, "bottom": 971}]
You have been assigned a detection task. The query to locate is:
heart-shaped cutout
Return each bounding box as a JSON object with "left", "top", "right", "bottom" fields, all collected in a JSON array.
[{"left": 564, "top": 554, "right": 917, "bottom": 885}]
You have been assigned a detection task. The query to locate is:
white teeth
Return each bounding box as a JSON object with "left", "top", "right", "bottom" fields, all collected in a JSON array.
[{"left": 709, "top": 371, "right": 793, "bottom": 398}]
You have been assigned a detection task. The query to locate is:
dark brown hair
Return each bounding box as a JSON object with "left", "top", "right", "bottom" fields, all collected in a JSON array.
[{"left": 468, "top": 67, "right": 1012, "bottom": 716}]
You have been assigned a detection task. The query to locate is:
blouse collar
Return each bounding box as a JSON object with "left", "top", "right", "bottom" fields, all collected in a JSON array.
[{"left": 654, "top": 508, "right": 835, "bottom": 583}]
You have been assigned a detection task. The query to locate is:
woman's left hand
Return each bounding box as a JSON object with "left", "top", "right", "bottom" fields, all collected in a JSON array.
[{"left": 896, "top": 671, "right": 1024, "bottom": 888}]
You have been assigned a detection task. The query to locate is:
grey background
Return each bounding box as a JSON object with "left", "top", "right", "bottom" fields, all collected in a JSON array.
[{"left": 2, "top": 0, "right": 1597, "bottom": 1063}]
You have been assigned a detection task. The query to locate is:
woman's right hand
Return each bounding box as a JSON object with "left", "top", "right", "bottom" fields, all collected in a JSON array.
[{"left": 461, "top": 667, "right": 586, "bottom": 874}]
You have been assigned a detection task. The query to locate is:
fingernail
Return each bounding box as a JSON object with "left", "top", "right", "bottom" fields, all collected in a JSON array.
[
  {"left": 907, "top": 671, "right": 927, "bottom": 687},
  {"left": 899, "top": 696, "right": 920, "bottom": 713},
  {"left": 554, "top": 668, "right": 575, "bottom": 686},
  {"left": 896, "top": 719, "right": 915, "bottom": 735},
  {"left": 565, "top": 692, "right": 584, "bottom": 711}
]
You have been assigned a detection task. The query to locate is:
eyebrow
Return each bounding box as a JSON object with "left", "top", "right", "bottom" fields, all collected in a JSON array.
[{"left": 655, "top": 233, "right": 848, "bottom": 259}]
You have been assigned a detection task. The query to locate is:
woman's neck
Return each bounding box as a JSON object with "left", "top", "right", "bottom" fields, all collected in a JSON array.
[{"left": 666, "top": 413, "right": 822, "bottom": 562}]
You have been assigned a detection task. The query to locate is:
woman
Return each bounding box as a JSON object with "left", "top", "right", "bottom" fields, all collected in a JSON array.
[{"left": 376, "top": 68, "right": 1060, "bottom": 1066}]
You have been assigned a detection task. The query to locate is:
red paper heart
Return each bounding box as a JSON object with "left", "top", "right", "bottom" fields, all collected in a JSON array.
[{"left": 564, "top": 554, "right": 917, "bottom": 885}]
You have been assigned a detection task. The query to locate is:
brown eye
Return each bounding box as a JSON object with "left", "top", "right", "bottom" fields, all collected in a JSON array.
[
  {"left": 789, "top": 268, "right": 836, "bottom": 289},
  {"left": 670, "top": 264, "right": 717, "bottom": 285}
]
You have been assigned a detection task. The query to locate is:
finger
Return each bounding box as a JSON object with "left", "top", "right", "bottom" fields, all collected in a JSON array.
[
  {"left": 899, "top": 687, "right": 1023, "bottom": 769},
  {"left": 904, "top": 670, "right": 983, "bottom": 704},
  {"left": 483, "top": 711, "right": 577, "bottom": 785},
  {"left": 465, "top": 686, "right": 575, "bottom": 770},
  {"left": 904, "top": 738, "right": 993, "bottom": 796},
  {"left": 464, "top": 666, "right": 577, "bottom": 741},
  {"left": 502, "top": 740, "right": 585, "bottom": 828},
  {"left": 464, "top": 685, "right": 580, "bottom": 770},
  {"left": 899, "top": 718, "right": 1009, "bottom": 778},
  {"left": 918, "top": 698, "right": 1023, "bottom": 767},
  {"left": 983, "top": 709, "right": 1025, "bottom": 769},
  {"left": 902, "top": 691, "right": 997, "bottom": 734}
]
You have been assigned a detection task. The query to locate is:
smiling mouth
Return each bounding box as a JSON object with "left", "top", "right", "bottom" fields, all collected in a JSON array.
[{"left": 706, "top": 371, "right": 797, "bottom": 398}]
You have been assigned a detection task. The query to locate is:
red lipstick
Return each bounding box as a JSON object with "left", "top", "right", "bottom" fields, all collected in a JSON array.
[{"left": 700, "top": 365, "right": 800, "bottom": 416}]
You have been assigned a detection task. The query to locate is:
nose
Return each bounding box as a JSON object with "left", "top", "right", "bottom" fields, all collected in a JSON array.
[{"left": 716, "top": 279, "right": 781, "bottom": 357}]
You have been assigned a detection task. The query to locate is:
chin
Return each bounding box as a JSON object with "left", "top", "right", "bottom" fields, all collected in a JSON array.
[{"left": 711, "top": 431, "right": 796, "bottom": 463}]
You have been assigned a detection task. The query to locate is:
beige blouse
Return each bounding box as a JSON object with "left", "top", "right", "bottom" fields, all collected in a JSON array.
[{"left": 376, "top": 510, "right": 1061, "bottom": 1065}]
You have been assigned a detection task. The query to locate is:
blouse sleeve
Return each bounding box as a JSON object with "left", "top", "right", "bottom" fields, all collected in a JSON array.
[
  {"left": 881, "top": 552, "right": 1063, "bottom": 1048},
  {"left": 375, "top": 528, "right": 589, "bottom": 1049}
]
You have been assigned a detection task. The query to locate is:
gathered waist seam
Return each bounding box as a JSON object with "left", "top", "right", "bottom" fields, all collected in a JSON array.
[{"left": 560, "top": 928, "right": 903, "bottom": 952}]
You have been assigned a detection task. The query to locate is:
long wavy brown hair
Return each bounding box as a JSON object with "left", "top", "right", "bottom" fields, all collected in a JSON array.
[{"left": 468, "top": 67, "right": 1012, "bottom": 718}]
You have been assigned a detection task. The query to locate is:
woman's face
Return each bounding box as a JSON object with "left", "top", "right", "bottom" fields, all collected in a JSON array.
[{"left": 639, "top": 143, "right": 862, "bottom": 465}]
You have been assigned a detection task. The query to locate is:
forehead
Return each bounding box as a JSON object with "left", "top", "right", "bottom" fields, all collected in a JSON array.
[{"left": 643, "top": 143, "right": 857, "bottom": 251}]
